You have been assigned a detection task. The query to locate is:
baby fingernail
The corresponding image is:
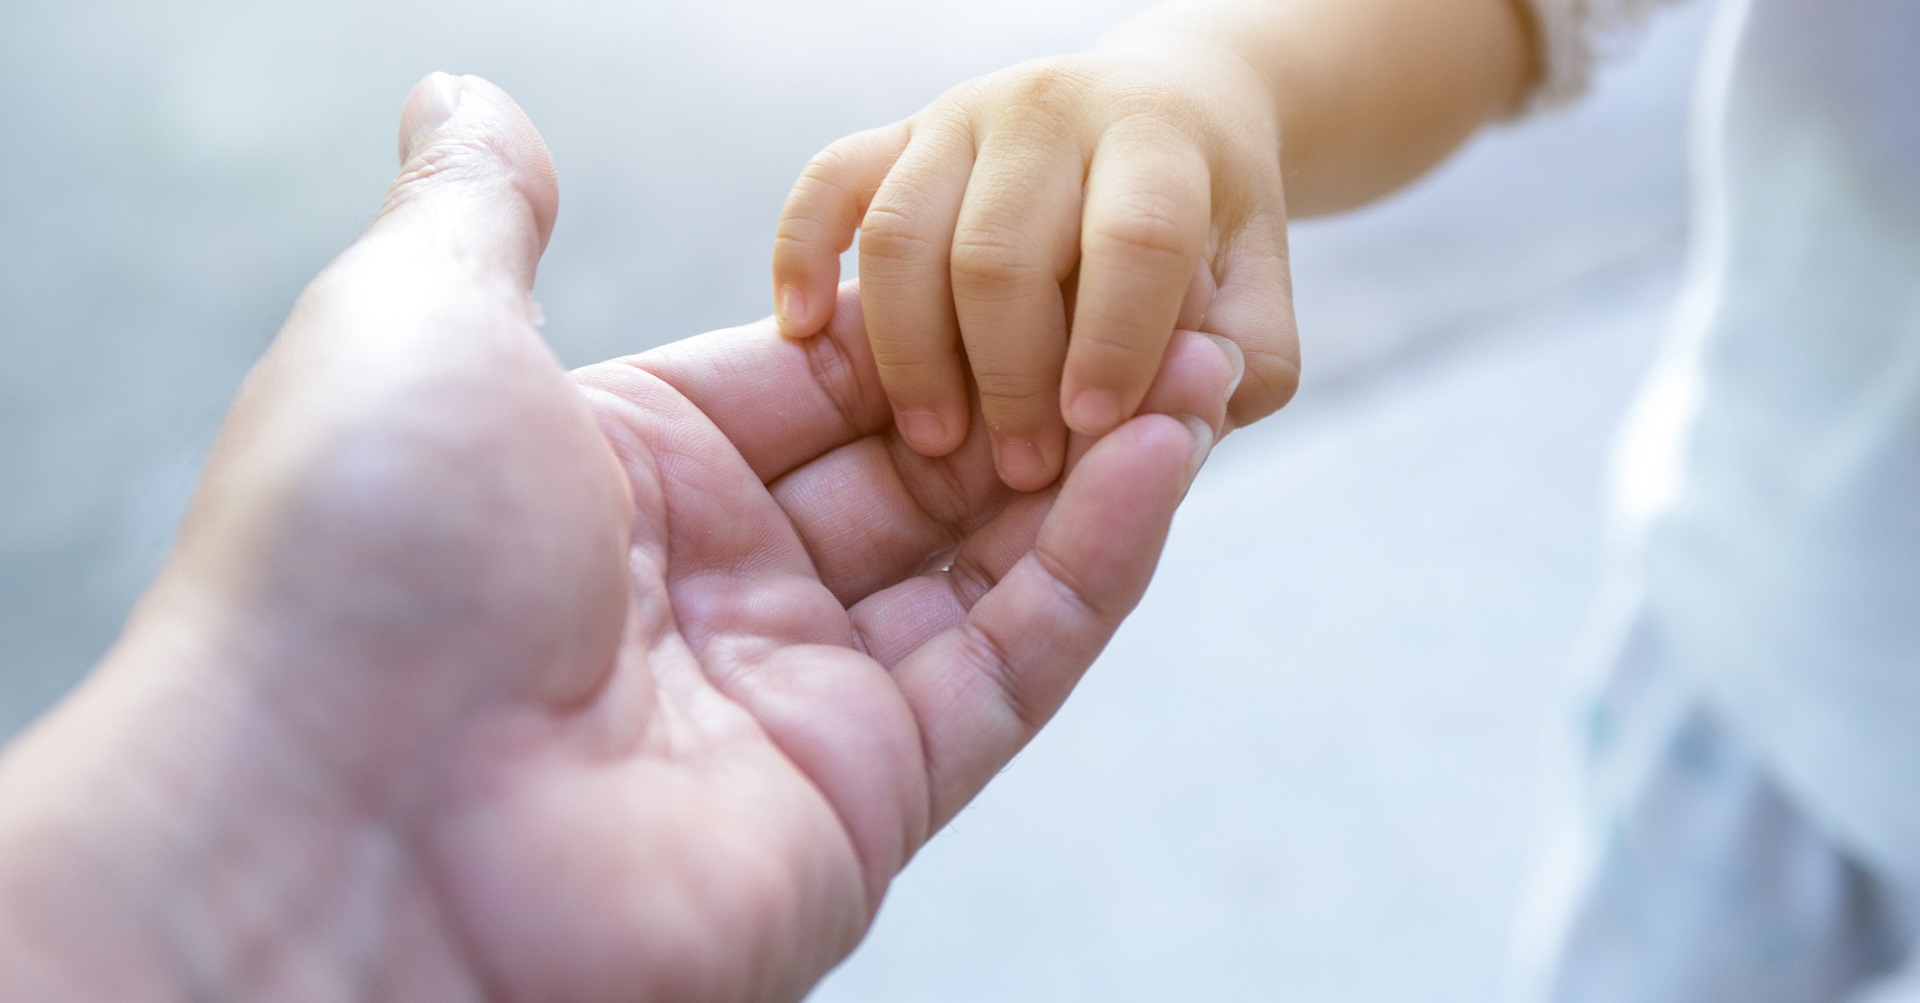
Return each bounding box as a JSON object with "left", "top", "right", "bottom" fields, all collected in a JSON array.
[
  {"left": 997, "top": 438, "right": 1050, "bottom": 490},
  {"left": 1203, "top": 333, "right": 1245, "bottom": 400},
  {"left": 1179, "top": 415, "right": 1215, "bottom": 487},
  {"left": 897, "top": 409, "right": 947, "bottom": 453},
  {"left": 1068, "top": 390, "right": 1122, "bottom": 435},
  {"left": 777, "top": 285, "right": 808, "bottom": 330}
]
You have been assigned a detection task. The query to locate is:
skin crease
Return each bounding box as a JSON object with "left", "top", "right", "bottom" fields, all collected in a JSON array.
[
  {"left": 0, "top": 0, "right": 1541, "bottom": 992},
  {"left": 0, "top": 74, "right": 1235, "bottom": 1001},
  {"left": 771, "top": 0, "right": 1539, "bottom": 492}
]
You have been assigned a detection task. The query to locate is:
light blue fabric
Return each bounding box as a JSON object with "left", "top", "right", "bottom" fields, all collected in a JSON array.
[
  {"left": 1611, "top": 0, "right": 1920, "bottom": 884},
  {"left": 1510, "top": 585, "right": 1919, "bottom": 1002},
  {"left": 1505, "top": 0, "right": 1920, "bottom": 994}
]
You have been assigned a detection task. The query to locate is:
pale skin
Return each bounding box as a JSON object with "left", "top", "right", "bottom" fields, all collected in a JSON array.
[
  {"left": 773, "top": 0, "right": 1541, "bottom": 491},
  {"left": 0, "top": 1, "right": 1543, "bottom": 996},
  {"left": 0, "top": 75, "right": 1236, "bottom": 1000}
]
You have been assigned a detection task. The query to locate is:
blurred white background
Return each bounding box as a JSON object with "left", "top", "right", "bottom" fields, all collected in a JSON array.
[{"left": 0, "top": 0, "right": 1711, "bottom": 998}]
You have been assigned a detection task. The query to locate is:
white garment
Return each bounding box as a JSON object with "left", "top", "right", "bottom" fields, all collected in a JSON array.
[
  {"left": 1527, "top": 0, "right": 1674, "bottom": 107},
  {"left": 1526, "top": 0, "right": 1920, "bottom": 886},
  {"left": 1509, "top": 582, "right": 1918, "bottom": 1002}
]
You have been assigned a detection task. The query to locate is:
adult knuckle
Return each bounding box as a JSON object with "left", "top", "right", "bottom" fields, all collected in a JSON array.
[
  {"left": 955, "top": 621, "right": 1039, "bottom": 734},
  {"left": 387, "top": 136, "right": 496, "bottom": 209},
  {"left": 1031, "top": 542, "right": 1111, "bottom": 626}
]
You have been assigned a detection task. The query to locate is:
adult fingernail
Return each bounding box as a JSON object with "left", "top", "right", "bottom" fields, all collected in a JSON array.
[
  {"left": 400, "top": 72, "right": 465, "bottom": 162},
  {"left": 1067, "top": 389, "right": 1122, "bottom": 436},
  {"left": 777, "top": 285, "right": 809, "bottom": 333},
  {"left": 897, "top": 409, "right": 948, "bottom": 454},
  {"left": 1203, "top": 333, "right": 1245, "bottom": 401},
  {"left": 1178, "top": 414, "right": 1215, "bottom": 488},
  {"left": 997, "top": 438, "right": 1050, "bottom": 490}
]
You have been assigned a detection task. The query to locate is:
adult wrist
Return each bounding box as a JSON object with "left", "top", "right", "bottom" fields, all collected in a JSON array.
[{"left": 0, "top": 595, "right": 455, "bottom": 1000}]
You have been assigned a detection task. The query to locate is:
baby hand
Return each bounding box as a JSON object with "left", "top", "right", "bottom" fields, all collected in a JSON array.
[{"left": 773, "top": 45, "right": 1300, "bottom": 490}]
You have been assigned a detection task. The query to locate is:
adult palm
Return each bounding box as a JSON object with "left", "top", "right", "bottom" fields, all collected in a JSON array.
[{"left": 0, "top": 76, "right": 1227, "bottom": 1001}]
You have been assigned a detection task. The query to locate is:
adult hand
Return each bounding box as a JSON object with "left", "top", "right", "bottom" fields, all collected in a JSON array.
[{"left": 0, "top": 75, "right": 1234, "bottom": 1001}]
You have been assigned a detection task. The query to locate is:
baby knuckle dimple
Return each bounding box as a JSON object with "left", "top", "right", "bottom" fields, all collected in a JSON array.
[
  {"left": 791, "top": 151, "right": 856, "bottom": 206},
  {"left": 777, "top": 179, "right": 844, "bottom": 242},
  {"left": 1088, "top": 192, "right": 1198, "bottom": 263},
  {"left": 868, "top": 338, "right": 955, "bottom": 379},
  {"left": 988, "top": 59, "right": 1099, "bottom": 114},
  {"left": 773, "top": 214, "right": 823, "bottom": 248},
  {"left": 770, "top": 229, "right": 834, "bottom": 280},
  {"left": 808, "top": 138, "right": 862, "bottom": 176},
  {"left": 1106, "top": 85, "right": 1183, "bottom": 127},
  {"left": 859, "top": 203, "right": 941, "bottom": 264},
  {"left": 1073, "top": 328, "right": 1162, "bottom": 369},
  {"left": 973, "top": 369, "right": 1053, "bottom": 413},
  {"left": 949, "top": 230, "right": 1043, "bottom": 297},
  {"left": 991, "top": 90, "right": 1092, "bottom": 147},
  {"left": 1238, "top": 343, "right": 1302, "bottom": 416}
]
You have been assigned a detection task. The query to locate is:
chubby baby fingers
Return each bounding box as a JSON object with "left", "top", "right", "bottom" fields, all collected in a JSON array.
[
  {"left": 1204, "top": 198, "right": 1300, "bottom": 429},
  {"left": 858, "top": 119, "right": 978, "bottom": 457},
  {"left": 773, "top": 121, "right": 911, "bottom": 338},
  {"left": 1061, "top": 130, "right": 1212, "bottom": 437},
  {"left": 949, "top": 129, "right": 1084, "bottom": 492}
]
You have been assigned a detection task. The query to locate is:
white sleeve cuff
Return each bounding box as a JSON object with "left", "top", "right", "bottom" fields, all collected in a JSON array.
[{"left": 1524, "top": 0, "right": 1672, "bottom": 108}]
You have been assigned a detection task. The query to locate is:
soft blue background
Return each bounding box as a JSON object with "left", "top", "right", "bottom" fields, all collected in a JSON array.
[{"left": 0, "top": 0, "right": 1711, "bottom": 997}]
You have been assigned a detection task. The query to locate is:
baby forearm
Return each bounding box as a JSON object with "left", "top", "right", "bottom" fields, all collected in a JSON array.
[{"left": 1101, "top": 0, "right": 1538, "bottom": 216}]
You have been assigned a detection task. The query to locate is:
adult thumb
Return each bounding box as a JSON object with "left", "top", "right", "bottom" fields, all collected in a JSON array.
[
  {"left": 155, "top": 72, "right": 628, "bottom": 723},
  {"left": 374, "top": 72, "right": 559, "bottom": 290}
]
